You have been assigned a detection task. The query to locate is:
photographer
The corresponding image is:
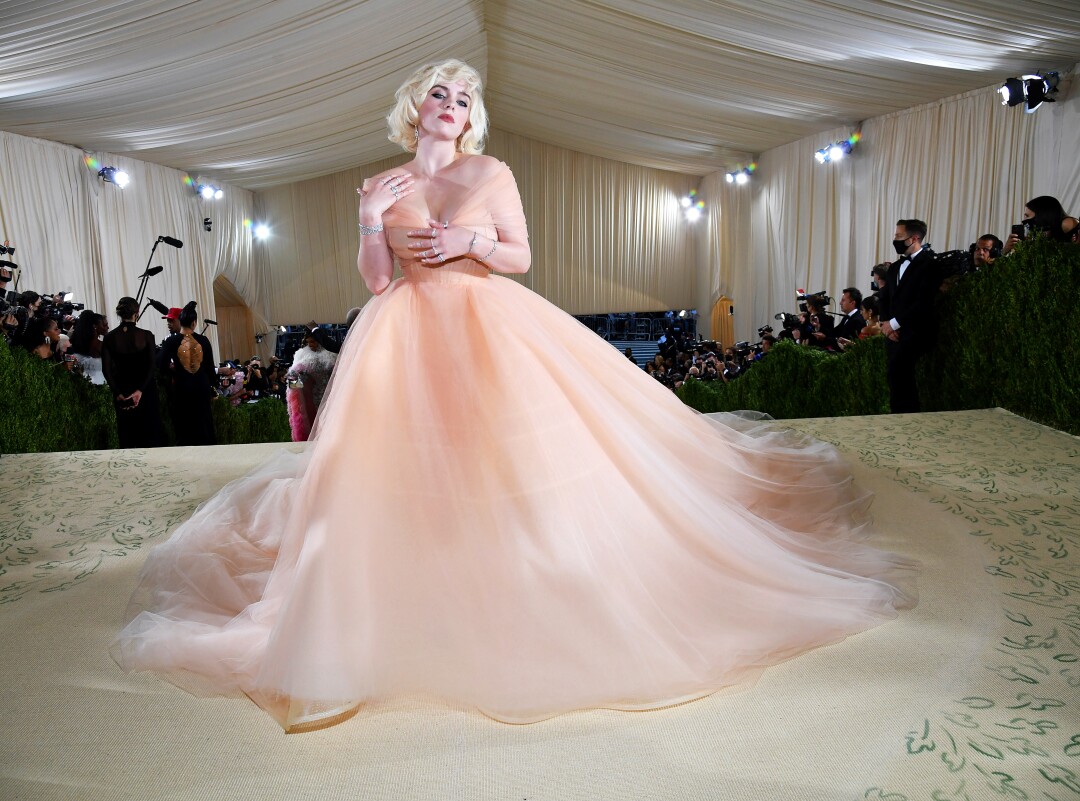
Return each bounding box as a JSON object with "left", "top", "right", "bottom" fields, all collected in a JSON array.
[
  {"left": 5, "top": 290, "right": 41, "bottom": 347},
  {"left": 1003, "top": 196, "right": 1080, "bottom": 254},
  {"left": 244, "top": 357, "right": 268, "bottom": 398},
  {"left": 828, "top": 288, "right": 866, "bottom": 349},
  {"left": 803, "top": 294, "right": 835, "bottom": 347},
  {"left": 971, "top": 235, "right": 1002, "bottom": 270}
]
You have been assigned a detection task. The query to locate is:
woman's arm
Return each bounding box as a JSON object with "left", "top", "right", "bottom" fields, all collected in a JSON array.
[{"left": 356, "top": 172, "right": 414, "bottom": 295}]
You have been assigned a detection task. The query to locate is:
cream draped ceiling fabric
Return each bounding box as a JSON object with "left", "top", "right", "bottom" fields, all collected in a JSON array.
[
  {"left": 1, "top": 2, "right": 1079, "bottom": 187},
  {"left": 2, "top": 1, "right": 1080, "bottom": 352}
]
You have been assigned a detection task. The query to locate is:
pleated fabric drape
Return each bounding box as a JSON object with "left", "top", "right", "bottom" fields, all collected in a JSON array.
[
  {"left": 703, "top": 65, "right": 1080, "bottom": 342},
  {"left": 0, "top": 132, "right": 260, "bottom": 353},
  {"left": 254, "top": 129, "right": 700, "bottom": 323}
]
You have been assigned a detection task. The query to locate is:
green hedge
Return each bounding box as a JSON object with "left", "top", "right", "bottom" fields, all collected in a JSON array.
[
  {"left": 0, "top": 342, "right": 291, "bottom": 453},
  {"left": 0, "top": 344, "right": 118, "bottom": 452},
  {"left": 678, "top": 237, "right": 1080, "bottom": 435},
  {"left": 678, "top": 337, "right": 889, "bottom": 419}
]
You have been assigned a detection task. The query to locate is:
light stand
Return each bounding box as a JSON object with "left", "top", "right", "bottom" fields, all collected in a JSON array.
[{"left": 135, "top": 235, "right": 183, "bottom": 305}]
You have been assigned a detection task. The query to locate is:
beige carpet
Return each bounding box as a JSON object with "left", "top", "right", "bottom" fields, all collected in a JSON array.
[{"left": 1, "top": 409, "right": 1077, "bottom": 801}]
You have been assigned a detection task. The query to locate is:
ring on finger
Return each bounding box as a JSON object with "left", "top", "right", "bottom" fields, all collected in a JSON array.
[
  {"left": 442, "top": 221, "right": 449, "bottom": 229},
  {"left": 438, "top": 252, "right": 445, "bottom": 262}
]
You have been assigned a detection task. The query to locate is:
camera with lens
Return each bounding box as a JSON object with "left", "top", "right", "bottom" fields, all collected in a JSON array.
[
  {"left": 773, "top": 312, "right": 801, "bottom": 330},
  {"left": 757, "top": 324, "right": 773, "bottom": 338},
  {"left": 0, "top": 244, "right": 14, "bottom": 256},
  {"left": 796, "top": 290, "right": 831, "bottom": 313}
]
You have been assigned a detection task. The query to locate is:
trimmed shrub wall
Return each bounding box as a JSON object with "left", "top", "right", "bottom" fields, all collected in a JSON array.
[
  {"left": 679, "top": 237, "right": 1080, "bottom": 435},
  {"left": 0, "top": 343, "right": 290, "bottom": 453}
]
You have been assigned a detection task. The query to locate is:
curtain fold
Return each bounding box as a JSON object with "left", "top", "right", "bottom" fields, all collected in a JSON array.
[
  {"left": 254, "top": 129, "right": 700, "bottom": 323},
  {"left": 703, "top": 66, "right": 1080, "bottom": 343},
  {"left": 0, "top": 131, "right": 259, "bottom": 354}
]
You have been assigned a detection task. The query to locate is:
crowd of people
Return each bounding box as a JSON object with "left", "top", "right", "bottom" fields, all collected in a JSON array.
[
  {"left": 0, "top": 277, "right": 361, "bottom": 444},
  {"left": 4, "top": 194, "right": 1077, "bottom": 434},
  {"left": 644, "top": 194, "right": 1077, "bottom": 403}
]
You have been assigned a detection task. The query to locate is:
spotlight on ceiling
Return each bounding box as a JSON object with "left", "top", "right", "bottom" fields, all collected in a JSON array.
[
  {"left": 681, "top": 189, "right": 705, "bottom": 222},
  {"left": 814, "top": 131, "right": 861, "bottom": 165},
  {"left": 98, "top": 166, "right": 130, "bottom": 188},
  {"left": 196, "top": 182, "right": 225, "bottom": 200},
  {"left": 999, "top": 72, "right": 1060, "bottom": 114},
  {"left": 726, "top": 162, "right": 757, "bottom": 186},
  {"left": 253, "top": 223, "right": 271, "bottom": 240}
]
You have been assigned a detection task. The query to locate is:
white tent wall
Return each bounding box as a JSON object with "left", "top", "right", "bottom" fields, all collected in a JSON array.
[
  {"left": 704, "top": 65, "right": 1080, "bottom": 344},
  {"left": 4, "top": 65, "right": 1079, "bottom": 354},
  {"left": 0, "top": 131, "right": 261, "bottom": 356},
  {"left": 253, "top": 129, "right": 700, "bottom": 325}
]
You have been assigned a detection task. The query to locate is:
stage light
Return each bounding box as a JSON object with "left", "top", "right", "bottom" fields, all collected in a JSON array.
[
  {"left": 196, "top": 182, "right": 225, "bottom": 200},
  {"left": 998, "top": 77, "right": 1025, "bottom": 107},
  {"left": 682, "top": 189, "right": 705, "bottom": 222},
  {"left": 998, "top": 72, "right": 1060, "bottom": 114},
  {"left": 814, "top": 132, "right": 860, "bottom": 165},
  {"left": 98, "top": 166, "right": 129, "bottom": 188},
  {"left": 253, "top": 223, "right": 270, "bottom": 240},
  {"left": 725, "top": 162, "right": 757, "bottom": 186}
]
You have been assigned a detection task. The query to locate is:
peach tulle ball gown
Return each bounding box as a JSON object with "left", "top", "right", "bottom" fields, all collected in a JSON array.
[{"left": 113, "top": 155, "right": 916, "bottom": 730}]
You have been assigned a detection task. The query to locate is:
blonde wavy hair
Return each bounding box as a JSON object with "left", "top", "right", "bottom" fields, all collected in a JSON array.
[{"left": 387, "top": 60, "right": 488, "bottom": 154}]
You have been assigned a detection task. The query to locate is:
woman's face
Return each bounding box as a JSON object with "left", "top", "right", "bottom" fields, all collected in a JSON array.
[
  {"left": 860, "top": 307, "right": 875, "bottom": 322},
  {"left": 1023, "top": 206, "right": 1035, "bottom": 220},
  {"left": 417, "top": 80, "right": 471, "bottom": 143},
  {"left": 95, "top": 317, "right": 108, "bottom": 335},
  {"left": 44, "top": 321, "right": 60, "bottom": 342},
  {"left": 305, "top": 337, "right": 321, "bottom": 351}
]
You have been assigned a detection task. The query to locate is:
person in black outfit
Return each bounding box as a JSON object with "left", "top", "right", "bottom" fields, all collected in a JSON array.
[
  {"left": 803, "top": 294, "right": 834, "bottom": 347},
  {"left": 158, "top": 301, "right": 217, "bottom": 446},
  {"left": 102, "top": 296, "right": 163, "bottom": 448},
  {"left": 879, "top": 219, "right": 938, "bottom": 414},
  {"left": 829, "top": 287, "right": 867, "bottom": 349}
]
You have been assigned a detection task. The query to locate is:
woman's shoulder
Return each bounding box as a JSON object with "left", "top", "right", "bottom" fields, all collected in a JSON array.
[{"left": 459, "top": 154, "right": 511, "bottom": 177}]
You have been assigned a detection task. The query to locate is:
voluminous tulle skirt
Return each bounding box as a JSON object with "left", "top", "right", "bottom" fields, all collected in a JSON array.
[{"left": 114, "top": 265, "right": 916, "bottom": 729}]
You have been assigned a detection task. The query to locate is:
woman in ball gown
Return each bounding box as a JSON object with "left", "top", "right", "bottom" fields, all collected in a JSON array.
[{"left": 113, "top": 60, "right": 916, "bottom": 731}]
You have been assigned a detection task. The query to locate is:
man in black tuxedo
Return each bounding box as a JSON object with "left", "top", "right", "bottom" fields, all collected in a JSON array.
[
  {"left": 880, "top": 219, "right": 938, "bottom": 413},
  {"left": 829, "top": 287, "right": 867, "bottom": 348}
]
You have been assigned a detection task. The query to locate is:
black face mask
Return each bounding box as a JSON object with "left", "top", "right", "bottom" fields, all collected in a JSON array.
[{"left": 892, "top": 237, "right": 910, "bottom": 255}]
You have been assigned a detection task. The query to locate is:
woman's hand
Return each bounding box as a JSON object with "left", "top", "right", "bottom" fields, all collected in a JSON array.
[
  {"left": 407, "top": 219, "right": 476, "bottom": 265},
  {"left": 356, "top": 172, "right": 414, "bottom": 222}
]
